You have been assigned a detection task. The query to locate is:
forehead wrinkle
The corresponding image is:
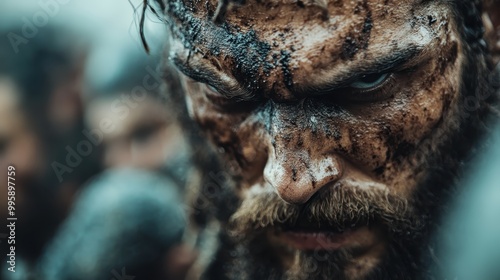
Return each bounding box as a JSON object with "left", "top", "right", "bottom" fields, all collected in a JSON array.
[{"left": 195, "top": 0, "right": 425, "bottom": 22}]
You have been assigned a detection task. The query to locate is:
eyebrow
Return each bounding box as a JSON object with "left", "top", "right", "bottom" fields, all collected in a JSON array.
[
  {"left": 171, "top": 55, "right": 220, "bottom": 87},
  {"left": 172, "top": 45, "right": 422, "bottom": 97},
  {"left": 171, "top": 55, "right": 255, "bottom": 100},
  {"left": 299, "top": 46, "right": 422, "bottom": 95}
]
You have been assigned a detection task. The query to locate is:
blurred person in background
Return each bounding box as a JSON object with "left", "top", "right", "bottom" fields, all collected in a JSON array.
[
  {"left": 37, "top": 168, "right": 195, "bottom": 280},
  {"left": 0, "top": 25, "right": 102, "bottom": 270},
  {"left": 84, "top": 50, "right": 191, "bottom": 188},
  {"left": 1, "top": 1, "right": 196, "bottom": 280},
  {"left": 29, "top": 46, "right": 196, "bottom": 280}
]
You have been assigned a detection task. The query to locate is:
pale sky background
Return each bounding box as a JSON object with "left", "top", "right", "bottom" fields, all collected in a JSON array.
[{"left": 0, "top": 0, "right": 167, "bottom": 91}]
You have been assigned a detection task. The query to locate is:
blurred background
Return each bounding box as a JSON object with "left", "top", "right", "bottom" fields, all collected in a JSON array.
[
  {"left": 1, "top": 1, "right": 500, "bottom": 280},
  {"left": 0, "top": 1, "right": 195, "bottom": 279}
]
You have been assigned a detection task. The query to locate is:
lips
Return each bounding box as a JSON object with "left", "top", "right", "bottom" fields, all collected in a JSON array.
[
  {"left": 267, "top": 210, "right": 371, "bottom": 251},
  {"left": 280, "top": 229, "right": 353, "bottom": 250},
  {"left": 270, "top": 221, "right": 381, "bottom": 252}
]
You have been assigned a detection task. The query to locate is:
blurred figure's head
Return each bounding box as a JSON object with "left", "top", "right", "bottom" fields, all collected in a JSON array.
[
  {"left": 39, "top": 168, "right": 194, "bottom": 280},
  {"left": 0, "top": 26, "right": 85, "bottom": 182},
  {"left": 85, "top": 52, "right": 188, "bottom": 174}
]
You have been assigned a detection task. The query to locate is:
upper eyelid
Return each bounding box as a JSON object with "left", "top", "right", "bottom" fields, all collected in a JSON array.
[
  {"left": 302, "top": 48, "right": 422, "bottom": 95},
  {"left": 172, "top": 55, "right": 254, "bottom": 100},
  {"left": 305, "top": 69, "right": 395, "bottom": 95},
  {"left": 173, "top": 47, "right": 421, "bottom": 97}
]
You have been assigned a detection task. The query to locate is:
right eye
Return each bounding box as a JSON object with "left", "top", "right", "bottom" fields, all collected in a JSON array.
[
  {"left": 202, "top": 83, "right": 261, "bottom": 111},
  {"left": 203, "top": 83, "right": 233, "bottom": 105},
  {"left": 207, "top": 84, "right": 220, "bottom": 94}
]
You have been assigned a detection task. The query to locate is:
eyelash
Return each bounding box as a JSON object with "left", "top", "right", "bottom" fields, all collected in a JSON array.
[
  {"left": 314, "top": 72, "right": 405, "bottom": 105},
  {"left": 343, "top": 73, "right": 397, "bottom": 102},
  {"left": 202, "top": 84, "right": 261, "bottom": 111},
  {"left": 199, "top": 68, "right": 409, "bottom": 107}
]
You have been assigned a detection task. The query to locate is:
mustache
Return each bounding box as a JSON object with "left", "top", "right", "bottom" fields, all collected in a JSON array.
[{"left": 229, "top": 185, "right": 421, "bottom": 237}]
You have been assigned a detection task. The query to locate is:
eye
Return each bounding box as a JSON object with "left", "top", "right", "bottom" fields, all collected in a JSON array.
[
  {"left": 349, "top": 73, "right": 391, "bottom": 90},
  {"left": 202, "top": 83, "right": 261, "bottom": 111},
  {"left": 204, "top": 83, "right": 231, "bottom": 104},
  {"left": 207, "top": 84, "right": 220, "bottom": 93},
  {"left": 318, "top": 72, "right": 397, "bottom": 104}
]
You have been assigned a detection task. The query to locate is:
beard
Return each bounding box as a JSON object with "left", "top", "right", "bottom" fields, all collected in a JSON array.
[
  {"left": 222, "top": 237, "right": 425, "bottom": 280},
  {"left": 222, "top": 183, "right": 426, "bottom": 280},
  {"left": 229, "top": 186, "right": 417, "bottom": 237}
]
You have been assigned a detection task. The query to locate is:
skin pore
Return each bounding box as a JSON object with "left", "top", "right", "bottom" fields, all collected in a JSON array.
[{"left": 149, "top": 0, "right": 500, "bottom": 279}]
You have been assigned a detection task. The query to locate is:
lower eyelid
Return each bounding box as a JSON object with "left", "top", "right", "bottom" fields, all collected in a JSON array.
[
  {"left": 346, "top": 74, "right": 398, "bottom": 102},
  {"left": 350, "top": 73, "right": 395, "bottom": 94}
]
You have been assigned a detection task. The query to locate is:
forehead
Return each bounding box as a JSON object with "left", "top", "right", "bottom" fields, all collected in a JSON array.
[{"left": 168, "top": 0, "right": 453, "bottom": 96}]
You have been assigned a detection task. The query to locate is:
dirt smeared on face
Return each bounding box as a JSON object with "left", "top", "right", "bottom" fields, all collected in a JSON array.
[
  {"left": 166, "top": 2, "right": 273, "bottom": 91},
  {"left": 341, "top": 0, "right": 373, "bottom": 60},
  {"left": 166, "top": 0, "right": 471, "bottom": 278}
]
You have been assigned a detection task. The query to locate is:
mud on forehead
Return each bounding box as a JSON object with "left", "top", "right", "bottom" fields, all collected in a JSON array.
[{"left": 167, "top": 0, "right": 453, "bottom": 94}]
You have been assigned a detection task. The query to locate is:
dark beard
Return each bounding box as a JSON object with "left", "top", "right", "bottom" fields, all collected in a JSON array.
[
  {"left": 205, "top": 157, "right": 465, "bottom": 280},
  {"left": 217, "top": 179, "right": 430, "bottom": 280},
  {"left": 219, "top": 236, "right": 424, "bottom": 280}
]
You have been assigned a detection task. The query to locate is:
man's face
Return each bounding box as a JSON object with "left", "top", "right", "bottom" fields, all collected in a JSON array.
[
  {"left": 86, "top": 96, "right": 185, "bottom": 170},
  {"left": 168, "top": 0, "right": 463, "bottom": 278}
]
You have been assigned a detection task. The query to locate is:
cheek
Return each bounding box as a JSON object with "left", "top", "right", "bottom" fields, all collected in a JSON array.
[
  {"left": 319, "top": 61, "right": 461, "bottom": 176},
  {"left": 184, "top": 82, "right": 267, "bottom": 180},
  {"left": 384, "top": 52, "right": 461, "bottom": 153},
  {"left": 189, "top": 98, "right": 232, "bottom": 142},
  {"left": 184, "top": 85, "right": 236, "bottom": 147}
]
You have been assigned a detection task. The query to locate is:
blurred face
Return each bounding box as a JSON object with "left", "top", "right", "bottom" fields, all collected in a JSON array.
[
  {"left": 0, "top": 78, "right": 45, "bottom": 218},
  {"left": 87, "top": 95, "right": 185, "bottom": 170},
  {"left": 166, "top": 0, "right": 466, "bottom": 278}
]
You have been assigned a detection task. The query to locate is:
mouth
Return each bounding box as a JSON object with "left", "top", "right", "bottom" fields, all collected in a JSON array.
[
  {"left": 230, "top": 187, "right": 404, "bottom": 253},
  {"left": 279, "top": 229, "right": 355, "bottom": 250},
  {"left": 271, "top": 219, "right": 381, "bottom": 252}
]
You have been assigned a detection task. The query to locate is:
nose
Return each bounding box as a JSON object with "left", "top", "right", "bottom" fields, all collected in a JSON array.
[{"left": 263, "top": 147, "right": 343, "bottom": 204}]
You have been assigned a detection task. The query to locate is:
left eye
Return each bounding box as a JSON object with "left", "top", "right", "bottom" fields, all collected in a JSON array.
[
  {"left": 207, "top": 84, "right": 220, "bottom": 93},
  {"left": 349, "top": 73, "right": 390, "bottom": 90}
]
